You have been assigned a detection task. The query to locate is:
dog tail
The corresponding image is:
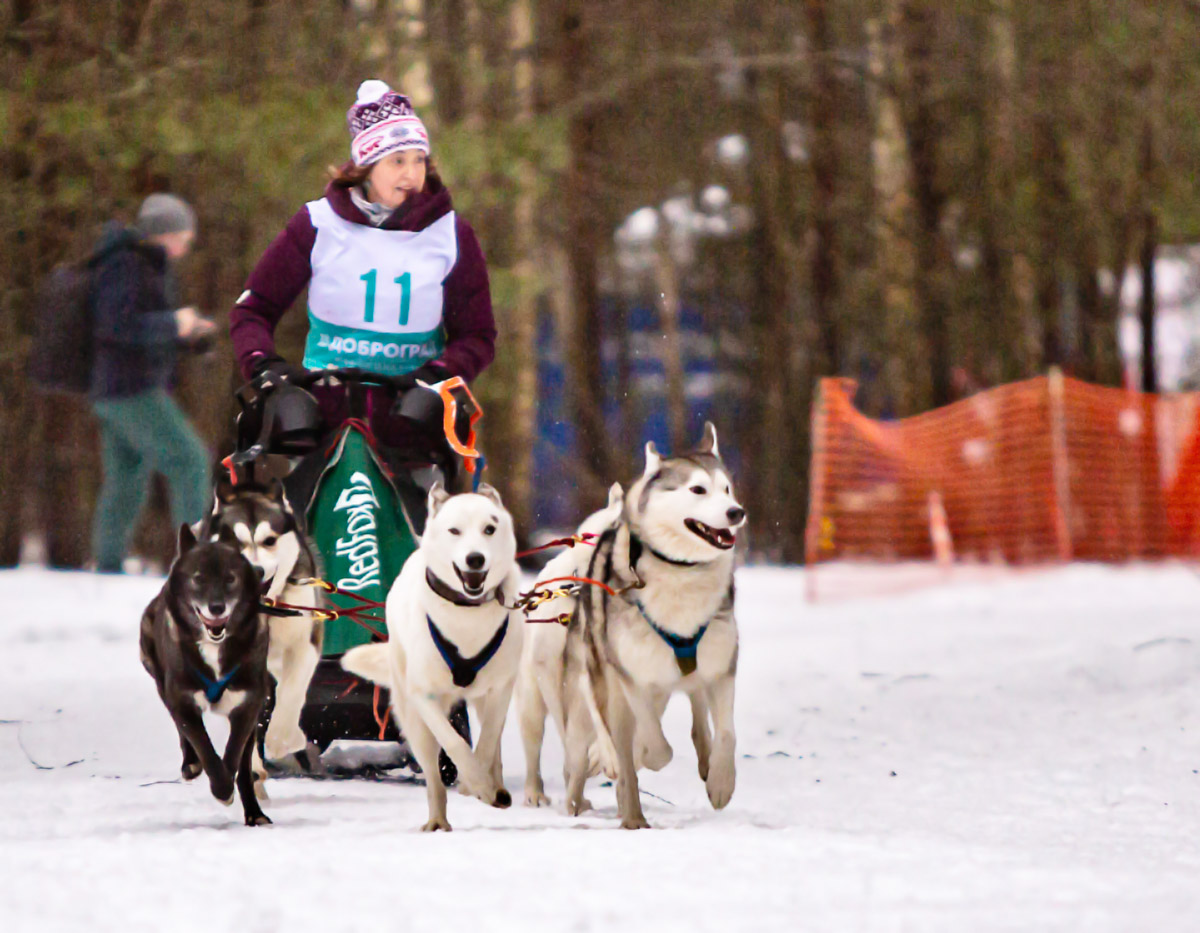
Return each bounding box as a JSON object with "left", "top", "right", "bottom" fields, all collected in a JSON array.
[{"left": 340, "top": 643, "right": 391, "bottom": 685}]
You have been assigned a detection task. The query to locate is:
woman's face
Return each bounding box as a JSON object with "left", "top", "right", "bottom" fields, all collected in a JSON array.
[{"left": 366, "top": 150, "right": 427, "bottom": 210}]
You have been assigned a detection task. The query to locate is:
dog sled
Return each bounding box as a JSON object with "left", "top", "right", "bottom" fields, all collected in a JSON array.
[{"left": 226, "top": 367, "right": 482, "bottom": 782}]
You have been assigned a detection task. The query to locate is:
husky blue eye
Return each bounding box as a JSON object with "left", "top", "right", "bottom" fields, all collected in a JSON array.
[{"left": 690, "top": 486, "right": 707, "bottom": 495}]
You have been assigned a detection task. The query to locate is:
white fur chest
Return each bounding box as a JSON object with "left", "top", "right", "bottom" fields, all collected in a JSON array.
[
  {"left": 608, "top": 565, "right": 736, "bottom": 687},
  {"left": 410, "top": 601, "right": 523, "bottom": 697},
  {"left": 193, "top": 688, "right": 248, "bottom": 716},
  {"left": 192, "top": 641, "right": 247, "bottom": 715}
]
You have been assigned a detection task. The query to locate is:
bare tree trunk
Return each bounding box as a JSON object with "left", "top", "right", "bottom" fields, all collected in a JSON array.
[
  {"left": 655, "top": 238, "right": 688, "bottom": 455},
  {"left": 560, "top": 1, "right": 610, "bottom": 505},
  {"left": 744, "top": 67, "right": 795, "bottom": 559},
  {"left": 1139, "top": 206, "right": 1157, "bottom": 393},
  {"left": 506, "top": 0, "right": 539, "bottom": 533},
  {"left": 867, "top": 13, "right": 919, "bottom": 413},
  {"left": 897, "top": 0, "right": 951, "bottom": 407},
  {"left": 805, "top": 0, "right": 840, "bottom": 376}
]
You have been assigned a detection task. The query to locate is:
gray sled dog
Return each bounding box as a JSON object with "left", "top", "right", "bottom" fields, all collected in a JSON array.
[
  {"left": 206, "top": 478, "right": 324, "bottom": 772},
  {"left": 516, "top": 482, "right": 625, "bottom": 807},
  {"left": 342, "top": 482, "right": 522, "bottom": 831},
  {"left": 139, "top": 524, "right": 271, "bottom": 826},
  {"left": 563, "top": 422, "right": 745, "bottom": 828}
]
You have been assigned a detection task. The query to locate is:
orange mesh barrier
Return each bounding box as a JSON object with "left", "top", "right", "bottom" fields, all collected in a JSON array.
[{"left": 805, "top": 372, "right": 1200, "bottom": 596}]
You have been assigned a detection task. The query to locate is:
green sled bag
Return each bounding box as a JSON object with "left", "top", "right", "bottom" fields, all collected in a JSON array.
[{"left": 307, "top": 422, "right": 419, "bottom": 656}]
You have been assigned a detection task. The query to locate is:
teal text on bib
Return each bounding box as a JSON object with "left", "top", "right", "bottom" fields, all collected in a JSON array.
[{"left": 302, "top": 309, "right": 446, "bottom": 376}]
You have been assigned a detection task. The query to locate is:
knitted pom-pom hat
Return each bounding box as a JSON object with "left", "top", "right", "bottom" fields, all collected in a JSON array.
[{"left": 347, "top": 80, "right": 430, "bottom": 167}]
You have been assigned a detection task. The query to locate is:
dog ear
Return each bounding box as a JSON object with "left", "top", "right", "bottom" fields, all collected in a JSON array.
[
  {"left": 475, "top": 483, "right": 503, "bottom": 506},
  {"left": 643, "top": 441, "right": 661, "bottom": 476},
  {"left": 266, "top": 477, "right": 286, "bottom": 502},
  {"left": 697, "top": 421, "right": 719, "bottom": 459},
  {"left": 427, "top": 480, "right": 451, "bottom": 517},
  {"left": 177, "top": 522, "right": 198, "bottom": 556},
  {"left": 605, "top": 482, "right": 624, "bottom": 509}
]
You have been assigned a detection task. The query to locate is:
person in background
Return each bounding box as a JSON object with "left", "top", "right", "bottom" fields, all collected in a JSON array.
[
  {"left": 89, "top": 193, "right": 217, "bottom": 573},
  {"left": 229, "top": 79, "right": 496, "bottom": 459}
]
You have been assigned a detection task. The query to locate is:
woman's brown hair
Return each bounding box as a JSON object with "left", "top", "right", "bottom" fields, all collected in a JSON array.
[{"left": 327, "top": 155, "right": 441, "bottom": 191}]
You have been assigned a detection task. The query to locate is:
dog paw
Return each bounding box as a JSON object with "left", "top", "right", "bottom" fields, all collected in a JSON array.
[
  {"left": 638, "top": 739, "right": 673, "bottom": 772},
  {"left": 264, "top": 728, "right": 307, "bottom": 761},
  {"left": 620, "top": 814, "right": 651, "bottom": 830},
  {"left": 566, "top": 797, "right": 593, "bottom": 817},
  {"left": 253, "top": 774, "right": 270, "bottom": 802},
  {"left": 420, "top": 817, "right": 452, "bottom": 832},
  {"left": 697, "top": 758, "right": 710, "bottom": 782},
  {"left": 524, "top": 788, "right": 551, "bottom": 808},
  {"left": 181, "top": 761, "right": 202, "bottom": 782},
  {"left": 209, "top": 771, "right": 235, "bottom": 805},
  {"left": 244, "top": 813, "right": 273, "bottom": 827},
  {"left": 705, "top": 760, "right": 735, "bottom": 810},
  {"left": 492, "top": 788, "right": 512, "bottom": 809}
]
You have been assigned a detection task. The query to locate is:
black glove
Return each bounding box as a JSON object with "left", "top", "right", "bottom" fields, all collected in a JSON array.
[{"left": 251, "top": 354, "right": 308, "bottom": 386}]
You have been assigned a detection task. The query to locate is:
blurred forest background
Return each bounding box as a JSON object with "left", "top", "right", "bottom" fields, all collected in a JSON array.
[{"left": 3, "top": 1, "right": 1200, "bottom": 568}]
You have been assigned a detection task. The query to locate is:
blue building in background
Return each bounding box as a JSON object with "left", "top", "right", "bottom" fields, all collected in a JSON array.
[{"left": 531, "top": 298, "right": 746, "bottom": 531}]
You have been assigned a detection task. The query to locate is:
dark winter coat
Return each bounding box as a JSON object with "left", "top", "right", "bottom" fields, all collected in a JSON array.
[
  {"left": 229, "top": 174, "right": 497, "bottom": 449},
  {"left": 89, "top": 223, "right": 181, "bottom": 399}
]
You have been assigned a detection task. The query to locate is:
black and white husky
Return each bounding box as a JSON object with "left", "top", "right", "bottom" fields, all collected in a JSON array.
[
  {"left": 139, "top": 524, "right": 271, "bottom": 826},
  {"left": 341, "top": 482, "right": 522, "bottom": 831},
  {"left": 563, "top": 422, "right": 746, "bottom": 828},
  {"left": 206, "top": 478, "right": 323, "bottom": 769}
]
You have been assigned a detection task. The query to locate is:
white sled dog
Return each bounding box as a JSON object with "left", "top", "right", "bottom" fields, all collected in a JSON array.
[
  {"left": 342, "top": 482, "right": 523, "bottom": 831},
  {"left": 206, "top": 478, "right": 324, "bottom": 777},
  {"left": 563, "top": 422, "right": 745, "bottom": 828},
  {"left": 516, "top": 483, "right": 625, "bottom": 807}
]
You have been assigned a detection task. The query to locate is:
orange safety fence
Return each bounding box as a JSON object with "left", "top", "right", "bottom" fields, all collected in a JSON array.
[{"left": 804, "top": 371, "right": 1200, "bottom": 599}]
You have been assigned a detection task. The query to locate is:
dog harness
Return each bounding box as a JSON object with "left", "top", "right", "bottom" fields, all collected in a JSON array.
[
  {"left": 629, "top": 534, "right": 702, "bottom": 569},
  {"left": 427, "top": 617, "right": 508, "bottom": 687},
  {"left": 632, "top": 599, "right": 708, "bottom": 676},
  {"left": 192, "top": 662, "right": 242, "bottom": 705}
]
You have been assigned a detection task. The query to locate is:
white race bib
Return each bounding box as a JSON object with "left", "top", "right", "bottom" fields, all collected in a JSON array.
[{"left": 302, "top": 199, "right": 456, "bottom": 374}]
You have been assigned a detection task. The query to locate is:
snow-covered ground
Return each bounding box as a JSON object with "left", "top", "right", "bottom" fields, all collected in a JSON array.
[{"left": 3, "top": 563, "right": 1200, "bottom": 932}]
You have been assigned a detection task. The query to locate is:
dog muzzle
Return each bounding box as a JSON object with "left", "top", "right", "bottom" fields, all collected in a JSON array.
[
  {"left": 684, "top": 519, "right": 736, "bottom": 550},
  {"left": 196, "top": 609, "right": 232, "bottom": 642}
]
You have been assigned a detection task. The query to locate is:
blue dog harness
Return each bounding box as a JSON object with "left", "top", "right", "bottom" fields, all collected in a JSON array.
[
  {"left": 192, "top": 663, "right": 242, "bottom": 705},
  {"left": 633, "top": 599, "right": 708, "bottom": 676},
  {"left": 427, "top": 617, "right": 508, "bottom": 688}
]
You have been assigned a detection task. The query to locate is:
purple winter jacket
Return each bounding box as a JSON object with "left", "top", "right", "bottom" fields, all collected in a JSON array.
[{"left": 229, "top": 174, "right": 496, "bottom": 449}]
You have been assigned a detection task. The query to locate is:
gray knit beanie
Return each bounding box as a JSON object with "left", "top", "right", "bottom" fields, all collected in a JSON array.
[{"left": 136, "top": 193, "right": 197, "bottom": 237}]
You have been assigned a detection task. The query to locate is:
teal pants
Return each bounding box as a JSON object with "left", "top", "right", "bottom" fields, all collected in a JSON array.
[{"left": 91, "top": 389, "right": 210, "bottom": 572}]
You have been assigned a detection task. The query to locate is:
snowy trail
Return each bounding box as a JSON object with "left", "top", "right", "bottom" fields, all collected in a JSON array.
[{"left": 2, "top": 564, "right": 1200, "bottom": 931}]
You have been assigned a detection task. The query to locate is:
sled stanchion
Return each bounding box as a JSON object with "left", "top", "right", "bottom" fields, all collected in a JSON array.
[{"left": 372, "top": 685, "right": 389, "bottom": 740}]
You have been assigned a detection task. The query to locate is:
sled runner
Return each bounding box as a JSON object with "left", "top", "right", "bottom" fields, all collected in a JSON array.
[{"left": 227, "top": 367, "right": 482, "bottom": 782}]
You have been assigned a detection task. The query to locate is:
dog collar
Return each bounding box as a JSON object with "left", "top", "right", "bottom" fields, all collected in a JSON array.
[
  {"left": 632, "top": 599, "right": 708, "bottom": 676},
  {"left": 191, "top": 662, "right": 242, "bottom": 704},
  {"left": 427, "top": 616, "right": 508, "bottom": 687},
  {"left": 425, "top": 568, "right": 502, "bottom": 607},
  {"left": 630, "top": 534, "right": 702, "bottom": 569}
]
